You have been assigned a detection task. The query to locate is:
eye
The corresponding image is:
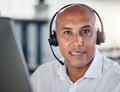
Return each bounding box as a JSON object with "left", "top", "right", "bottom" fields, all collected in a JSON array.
[
  {"left": 63, "top": 31, "right": 72, "bottom": 35},
  {"left": 81, "top": 29, "right": 91, "bottom": 35}
]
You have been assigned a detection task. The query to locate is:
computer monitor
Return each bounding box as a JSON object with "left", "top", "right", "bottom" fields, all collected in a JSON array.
[{"left": 0, "top": 17, "right": 33, "bottom": 92}]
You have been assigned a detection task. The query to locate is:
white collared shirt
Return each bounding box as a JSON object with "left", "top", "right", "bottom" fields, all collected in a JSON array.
[{"left": 30, "top": 49, "right": 120, "bottom": 92}]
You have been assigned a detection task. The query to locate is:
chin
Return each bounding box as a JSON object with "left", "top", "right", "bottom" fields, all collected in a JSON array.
[{"left": 67, "top": 59, "right": 92, "bottom": 69}]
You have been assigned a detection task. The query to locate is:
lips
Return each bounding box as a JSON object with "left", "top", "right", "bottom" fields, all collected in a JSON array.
[{"left": 69, "top": 50, "right": 85, "bottom": 56}]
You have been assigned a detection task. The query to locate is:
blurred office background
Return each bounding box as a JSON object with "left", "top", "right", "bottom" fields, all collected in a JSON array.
[{"left": 0, "top": 0, "right": 120, "bottom": 73}]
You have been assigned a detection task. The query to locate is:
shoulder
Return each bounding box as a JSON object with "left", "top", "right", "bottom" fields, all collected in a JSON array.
[
  {"left": 100, "top": 57, "right": 120, "bottom": 90},
  {"left": 37, "top": 60, "right": 61, "bottom": 72},
  {"left": 30, "top": 60, "right": 61, "bottom": 78},
  {"left": 103, "top": 56, "right": 120, "bottom": 77},
  {"left": 30, "top": 60, "right": 62, "bottom": 92}
]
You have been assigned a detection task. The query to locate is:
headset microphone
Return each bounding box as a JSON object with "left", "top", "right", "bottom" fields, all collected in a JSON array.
[{"left": 48, "top": 3, "right": 105, "bottom": 65}]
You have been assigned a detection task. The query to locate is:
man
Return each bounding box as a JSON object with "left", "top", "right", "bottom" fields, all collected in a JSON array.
[{"left": 30, "top": 4, "right": 120, "bottom": 92}]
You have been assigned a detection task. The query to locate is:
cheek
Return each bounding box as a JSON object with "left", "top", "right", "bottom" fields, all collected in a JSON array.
[
  {"left": 57, "top": 35, "right": 72, "bottom": 58},
  {"left": 58, "top": 39, "right": 69, "bottom": 52},
  {"left": 84, "top": 35, "right": 96, "bottom": 57},
  {"left": 85, "top": 33, "right": 97, "bottom": 46},
  {"left": 56, "top": 32, "right": 70, "bottom": 50}
]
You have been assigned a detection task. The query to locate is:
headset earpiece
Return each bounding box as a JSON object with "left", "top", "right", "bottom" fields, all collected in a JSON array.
[
  {"left": 97, "top": 28, "right": 105, "bottom": 45},
  {"left": 49, "top": 32, "right": 58, "bottom": 47}
]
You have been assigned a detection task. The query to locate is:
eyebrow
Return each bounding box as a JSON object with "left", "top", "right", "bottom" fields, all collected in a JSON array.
[
  {"left": 62, "top": 27, "right": 72, "bottom": 30},
  {"left": 81, "top": 25, "right": 91, "bottom": 29}
]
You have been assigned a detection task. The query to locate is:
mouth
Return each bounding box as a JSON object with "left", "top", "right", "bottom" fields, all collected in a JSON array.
[{"left": 69, "top": 50, "right": 86, "bottom": 56}]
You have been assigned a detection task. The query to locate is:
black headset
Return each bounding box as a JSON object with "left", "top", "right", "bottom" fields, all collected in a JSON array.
[{"left": 48, "top": 3, "right": 105, "bottom": 65}]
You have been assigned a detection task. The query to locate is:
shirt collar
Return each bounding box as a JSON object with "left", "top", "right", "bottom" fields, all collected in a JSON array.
[
  {"left": 84, "top": 48, "right": 103, "bottom": 78},
  {"left": 58, "top": 48, "right": 103, "bottom": 81},
  {"left": 58, "top": 63, "right": 71, "bottom": 82}
]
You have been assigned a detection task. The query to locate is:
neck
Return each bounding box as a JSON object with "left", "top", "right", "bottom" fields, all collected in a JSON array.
[{"left": 66, "top": 62, "right": 92, "bottom": 83}]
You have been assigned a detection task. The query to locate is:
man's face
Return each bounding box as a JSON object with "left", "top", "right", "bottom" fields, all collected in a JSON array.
[{"left": 55, "top": 6, "right": 97, "bottom": 69}]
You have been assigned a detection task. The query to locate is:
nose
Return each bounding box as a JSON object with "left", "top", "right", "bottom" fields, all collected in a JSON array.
[{"left": 73, "top": 35, "right": 83, "bottom": 46}]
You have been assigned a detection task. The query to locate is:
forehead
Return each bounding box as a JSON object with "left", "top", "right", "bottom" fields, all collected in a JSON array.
[{"left": 56, "top": 5, "right": 96, "bottom": 26}]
